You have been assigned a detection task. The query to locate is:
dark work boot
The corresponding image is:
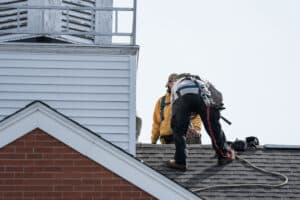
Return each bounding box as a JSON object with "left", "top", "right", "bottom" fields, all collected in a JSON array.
[{"left": 166, "top": 159, "right": 187, "bottom": 171}]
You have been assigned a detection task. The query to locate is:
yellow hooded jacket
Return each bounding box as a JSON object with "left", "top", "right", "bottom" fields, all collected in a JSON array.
[{"left": 151, "top": 92, "right": 202, "bottom": 144}]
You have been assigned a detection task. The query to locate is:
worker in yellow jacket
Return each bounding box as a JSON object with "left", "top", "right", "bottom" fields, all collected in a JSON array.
[{"left": 151, "top": 73, "right": 202, "bottom": 144}]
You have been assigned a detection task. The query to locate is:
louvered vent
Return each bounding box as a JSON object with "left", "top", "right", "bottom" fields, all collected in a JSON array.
[
  {"left": 0, "top": 0, "right": 134, "bottom": 45},
  {"left": 61, "top": 0, "right": 96, "bottom": 41},
  {"left": 0, "top": 0, "right": 28, "bottom": 37}
]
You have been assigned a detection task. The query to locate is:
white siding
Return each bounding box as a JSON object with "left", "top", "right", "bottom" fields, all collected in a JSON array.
[{"left": 0, "top": 43, "right": 138, "bottom": 154}]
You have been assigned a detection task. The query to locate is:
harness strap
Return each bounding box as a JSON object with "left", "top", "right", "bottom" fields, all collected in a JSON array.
[
  {"left": 160, "top": 95, "right": 170, "bottom": 121},
  {"left": 176, "top": 77, "right": 201, "bottom": 97}
]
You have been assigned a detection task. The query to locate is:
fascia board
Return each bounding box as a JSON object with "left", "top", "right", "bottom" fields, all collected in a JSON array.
[{"left": 0, "top": 42, "right": 139, "bottom": 56}]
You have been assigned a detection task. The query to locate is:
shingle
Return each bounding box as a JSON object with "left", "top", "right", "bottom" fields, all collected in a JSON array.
[{"left": 136, "top": 144, "right": 300, "bottom": 200}]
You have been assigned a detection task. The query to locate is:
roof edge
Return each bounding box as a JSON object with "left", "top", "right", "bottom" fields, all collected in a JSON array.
[
  {"left": 264, "top": 144, "right": 300, "bottom": 150},
  {"left": 0, "top": 42, "right": 139, "bottom": 56}
]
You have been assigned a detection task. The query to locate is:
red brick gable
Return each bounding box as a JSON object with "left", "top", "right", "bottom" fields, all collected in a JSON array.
[{"left": 0, "top": 128, "right": 156, "bottom": 200}]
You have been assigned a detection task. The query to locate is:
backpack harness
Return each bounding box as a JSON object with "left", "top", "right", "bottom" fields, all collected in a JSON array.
[
  {"left": 176, "top": 76, "right": 212, "bottom": 106},
  {"left": 175, "top": 76, "right": 232, "bottom": 125}
]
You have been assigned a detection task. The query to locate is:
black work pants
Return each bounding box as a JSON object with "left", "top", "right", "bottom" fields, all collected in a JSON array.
[{"left": 171, "top": 94, "right": 229, "bottom": 165}]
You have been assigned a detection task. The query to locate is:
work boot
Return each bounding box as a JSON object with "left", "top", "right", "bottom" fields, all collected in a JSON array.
[
  {"left": 166, "top": 159, "right": 187, "bottom": 171},
  {"left": 218, "top": 148, "right": 235, "bottom": 165}
]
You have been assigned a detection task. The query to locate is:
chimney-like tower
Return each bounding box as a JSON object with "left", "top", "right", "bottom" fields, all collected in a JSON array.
[{"left": 0, "top": 0, "right": 138, "bottom": 154}]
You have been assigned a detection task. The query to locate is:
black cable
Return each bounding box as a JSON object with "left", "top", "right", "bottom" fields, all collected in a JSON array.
[{"left": 192, "top": 154, "right": 288, "bottom": 192}]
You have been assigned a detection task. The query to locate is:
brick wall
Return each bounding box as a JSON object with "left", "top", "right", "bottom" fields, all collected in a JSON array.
[{"left": 0, "top": 129, "right": 156, "bottom": 200}]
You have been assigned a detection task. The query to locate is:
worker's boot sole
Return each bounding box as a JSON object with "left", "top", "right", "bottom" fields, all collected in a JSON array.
[{"left": 166, "top": 159, "right": 187, "bottom": 171}]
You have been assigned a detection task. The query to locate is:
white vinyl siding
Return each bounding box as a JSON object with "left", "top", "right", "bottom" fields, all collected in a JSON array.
[{"left": 0, "top": 44, "right": 137, "bottom": 153}]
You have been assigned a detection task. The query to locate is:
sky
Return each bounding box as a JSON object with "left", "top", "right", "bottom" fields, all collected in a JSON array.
[{"left": 135, "top": 0, "right": 300, "bottom": 145}]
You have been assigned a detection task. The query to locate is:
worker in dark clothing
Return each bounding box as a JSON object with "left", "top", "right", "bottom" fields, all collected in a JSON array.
[{"left": 166, "top": 74, "right": 235, "bottom": 171}]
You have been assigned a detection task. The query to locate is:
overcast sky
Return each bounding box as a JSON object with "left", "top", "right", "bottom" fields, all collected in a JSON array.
[{"left": 135, "top": 0, "right": 300, "bottom": 145}]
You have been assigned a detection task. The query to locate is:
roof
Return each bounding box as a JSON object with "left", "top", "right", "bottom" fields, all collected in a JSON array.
[
  {"left": 136, "top": 143, "right": 300, "bottom": 200},
  {"left": 0, "top": 101, "right": 200, "bottom": 200}
]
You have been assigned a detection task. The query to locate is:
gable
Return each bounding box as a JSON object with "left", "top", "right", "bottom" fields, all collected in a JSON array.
[
  {"left": 0, "top": 128, "right": 155, "bottom": 199},
  {"left": 0, "top": 101, "right": 201, "bottom": 200}
]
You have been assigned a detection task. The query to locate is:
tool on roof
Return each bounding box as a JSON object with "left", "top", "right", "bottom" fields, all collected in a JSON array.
[
  {"left": 220, "top": 116, "right": 232, "bottom": 125},
  {"left": 228, "top": 136, "right": 260, "bottom": 152}
]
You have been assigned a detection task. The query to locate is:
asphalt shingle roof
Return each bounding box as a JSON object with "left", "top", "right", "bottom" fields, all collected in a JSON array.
[{"left": 136, "top": 144, "right": 300, "bottom": 200}]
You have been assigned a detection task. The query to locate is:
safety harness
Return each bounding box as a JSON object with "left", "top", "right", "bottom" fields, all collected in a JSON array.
[
  {"left": 175, "top": 76, "right": 232, "bottom": 125},
  {"left": 174, "top": 75, "right": 289, "bottom": 191},
  {"left": 160, "top": 95, "right": 170, "bottom": 121}
]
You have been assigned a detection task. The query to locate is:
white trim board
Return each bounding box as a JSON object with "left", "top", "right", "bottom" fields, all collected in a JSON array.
[{"left": 0, "top": 101, "right": 201, "bottom": 200}]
